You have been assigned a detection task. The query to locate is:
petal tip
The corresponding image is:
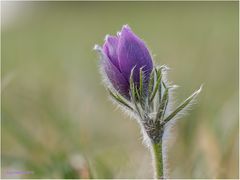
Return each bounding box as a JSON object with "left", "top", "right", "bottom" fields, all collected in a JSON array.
[
  {"left": 117, "top": 31, "right": 121, "bottom": 37},
  {"left": 122, "top": 24, "right": 131, "bottom": 30},
  {"left": 120, "top": 24, "right": 136, "bottom": 38},
  {"left": 104, "top": 34, "right": 110, "bottom": 41},
  {"left": 93, "top": 44, "right": 102, "bottom": 52},
  {"left": 121, "top": 24, "right": 132, "bottom": 33}
]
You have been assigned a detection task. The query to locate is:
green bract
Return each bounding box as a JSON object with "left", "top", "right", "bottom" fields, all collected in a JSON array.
[{"left": 109, "top": 65, "right": 202, "bottom": 144}]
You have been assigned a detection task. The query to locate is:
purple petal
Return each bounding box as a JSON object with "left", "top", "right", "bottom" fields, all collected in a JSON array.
[
  {"left": 101, "top": 53, "right": 130, "bottom": 99},
  {"left": 118, "top": 25, "right": 153, "bottom": 85},
  {"left": 103, "top": 35, "right": 120, "bottom": 70}
]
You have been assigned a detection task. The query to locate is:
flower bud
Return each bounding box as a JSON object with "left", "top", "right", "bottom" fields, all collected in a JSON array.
[{"left": 98, "top": 25, "right": 153, "bottom": 99}]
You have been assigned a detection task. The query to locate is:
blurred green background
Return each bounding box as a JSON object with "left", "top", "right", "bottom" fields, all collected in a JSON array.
[{"left": 1, "top": 1, "right": 239, "bottom": 179}]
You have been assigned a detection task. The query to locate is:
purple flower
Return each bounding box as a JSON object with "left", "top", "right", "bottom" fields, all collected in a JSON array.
[{"left": 99, "top": 25, "right": 153, "bottom": 99}]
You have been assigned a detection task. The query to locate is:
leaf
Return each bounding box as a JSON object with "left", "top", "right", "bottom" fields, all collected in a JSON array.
[
  {"left": 137, "top": 67, "right": 147, "bottom": 109},
  {"left": 130, "top": 67, "right": 136, "bottom": 101},
  {"left": 162, "top": 85, "right": 202, "bottom": 125},
  {"left": 148, "top": 69, "right": 155, "bottom": 96},
  {"left": 135, "top": 85, "right": 141, "bottom": 103},
  {"left": 156, "top": 82, "right": 169, "bottom": 122},
  {"left": 158, "top": 77, "right": 162, "bottom": 102},
  {"left": 161, "top": 98, "right": 168, "bottom": 121},
  {"left": 130, "top": 67, "right": 142, "bottom": 118},
  {"left": 139, "top": 67, "right": 144, "bottom": 97},
  {"left": 108, "top": 89, "right": 134, "bottom": 111},
  {"left": 150, "top": 68, "right": 162, "bottom": 102}
]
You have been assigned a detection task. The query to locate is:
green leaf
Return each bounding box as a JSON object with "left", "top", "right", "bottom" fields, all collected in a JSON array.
[
  {"left": 108, "top": 89, "right": 134, "bottom": 111},
  {"left": 130, "top": 67, "right": 136, "bottom": 101},
  {"left": 138, "top": 67, "right": 147, "bottom": 109},
  {"left": 135, "top": 85, "right": 140, "bottom": 102},
  {"left": 139, "top": 67, "right": 144, "bottom": 97},
  {"left": 158, "top": 78, "right": 162, "bottom": 103},
  {"left": 130, "top": 67, "right": 142, "bottom": 118},
  {"left": 148, "top": 69, "right": 155, "bottom": 96},
  {"left": 162, "top": 86, "right": 202, "bottom": 125},
  {"left": 150, "top": 69, "right": 162, "bottom": 102},
  {"left": 156, "top": 82, "right": 169, "bottom": 121}
]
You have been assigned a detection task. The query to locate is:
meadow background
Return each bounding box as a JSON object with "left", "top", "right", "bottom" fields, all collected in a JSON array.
[{"left": 1, "top": 2, "right": 239, "bottom": 179}]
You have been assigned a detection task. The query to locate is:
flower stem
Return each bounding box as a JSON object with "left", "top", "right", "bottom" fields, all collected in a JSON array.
[{"left": 152, "top": 141, "right": 163, "bottom": 179}]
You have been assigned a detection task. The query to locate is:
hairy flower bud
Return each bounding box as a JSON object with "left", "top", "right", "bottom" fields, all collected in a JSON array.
[{"left": 96, "top": 25, "right": 153, "bottom": 99}]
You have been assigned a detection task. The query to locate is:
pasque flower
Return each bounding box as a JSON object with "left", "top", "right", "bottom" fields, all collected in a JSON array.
[
  {"left": 95, "top": 25, "right": 202, "bottom": 179},
  {"left": 97, "top": 25, "right": 153, "bottom": 99}
]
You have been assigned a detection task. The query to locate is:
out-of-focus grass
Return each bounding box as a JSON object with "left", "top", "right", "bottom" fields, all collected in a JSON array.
[{"left": 1, "top": 2, "right": 238, "bottom": 179}]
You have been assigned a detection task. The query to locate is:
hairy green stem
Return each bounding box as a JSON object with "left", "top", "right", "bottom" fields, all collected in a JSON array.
[{"left": 152, "top": 141, "right": 163, "bottom": 179}]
